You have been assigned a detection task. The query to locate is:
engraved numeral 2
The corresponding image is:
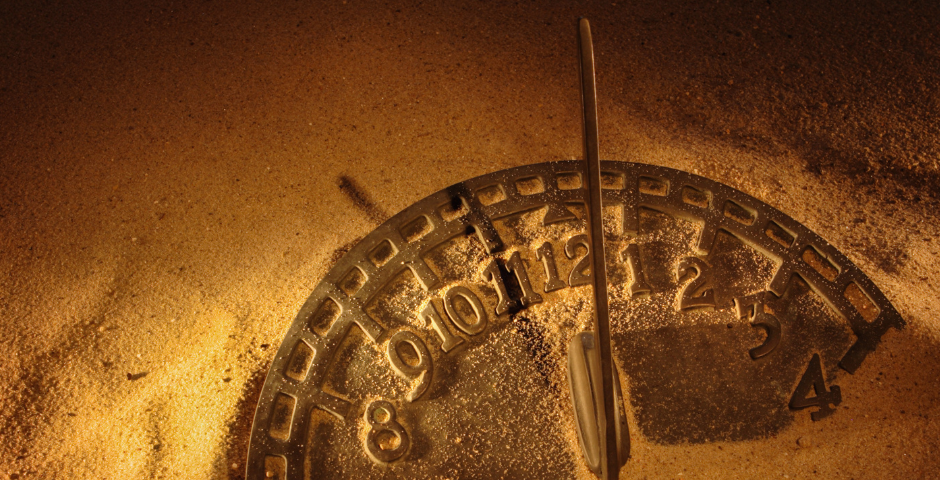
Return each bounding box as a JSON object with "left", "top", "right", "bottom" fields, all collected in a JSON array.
[
  {"left": 789, "top": 353, "right": 842, "bottom": 421},
  {"left": 565, "top": 234, "right": 592, "bottom": 287},
  {"left": 676, "top": 256, "right": 715, "bottom": 310}
]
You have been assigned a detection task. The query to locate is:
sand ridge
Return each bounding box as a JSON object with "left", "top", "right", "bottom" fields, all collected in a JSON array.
[{"left": 0, "top": 1, "right": 939, "bottom": 478}]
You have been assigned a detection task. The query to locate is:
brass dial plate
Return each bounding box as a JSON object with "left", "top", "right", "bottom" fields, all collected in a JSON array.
[{"left": 246, "top": 160, "right": 903, "bottom": 479}]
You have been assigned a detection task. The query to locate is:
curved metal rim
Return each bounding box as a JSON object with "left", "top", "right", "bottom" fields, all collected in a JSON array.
[{"left": 245, "top": 160, "right": 904, "bottom": 478}]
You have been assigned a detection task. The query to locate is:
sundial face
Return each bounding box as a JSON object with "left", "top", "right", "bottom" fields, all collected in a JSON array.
[
  {"left": 245, "top": 160, "right": 903, "bottom": 478},
  {"left": 245, "top": 20, "right": 905, "bottom": 480}
]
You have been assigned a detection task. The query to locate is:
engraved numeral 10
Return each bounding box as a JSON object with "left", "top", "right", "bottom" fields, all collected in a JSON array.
[{"left": 421, "top": 285, "right": 489, "bottom": 353}]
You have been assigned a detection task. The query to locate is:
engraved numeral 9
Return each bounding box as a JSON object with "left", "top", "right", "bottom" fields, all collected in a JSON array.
[
  {"left": 386, "top": 330, "right": 433, "bottom": 402},
  {"left": 363, "top": 400, "right": 410, "bottom": 463}
]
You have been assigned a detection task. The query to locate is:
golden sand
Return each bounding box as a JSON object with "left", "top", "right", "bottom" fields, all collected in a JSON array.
[{"left": 1, "top": 1, "right": 939, "bottom": 478}]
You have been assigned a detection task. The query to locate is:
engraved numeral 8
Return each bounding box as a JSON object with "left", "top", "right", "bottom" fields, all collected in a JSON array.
[{"left": 364, "top": 400, "right": 410, "bottom": 463}]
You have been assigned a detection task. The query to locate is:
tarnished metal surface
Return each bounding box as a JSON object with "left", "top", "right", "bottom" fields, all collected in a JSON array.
[{"left": 246, "top": 160, "right": 903, "bottom": 479}]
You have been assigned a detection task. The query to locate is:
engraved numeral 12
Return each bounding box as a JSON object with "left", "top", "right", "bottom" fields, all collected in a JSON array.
[
  {"left": 536, "top": 241, "right": 567, "bottom": 292},
  {"left": 565, "top": 234, "right": 592, "bottom": 287},
  {"left": 622, "top": 243, "right": 651, "bottom": 296}
]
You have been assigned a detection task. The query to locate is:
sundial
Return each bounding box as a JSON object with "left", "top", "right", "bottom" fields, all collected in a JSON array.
[{"left": 245, "top": 19, "right": 904, "bottom": 479}]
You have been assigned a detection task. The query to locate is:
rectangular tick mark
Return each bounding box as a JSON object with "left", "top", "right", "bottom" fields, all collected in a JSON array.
[
  {"left": 681, "top": 185, "right": 710, "bottom": 208},
  {"left": 439, "top": 197, "right": 469, "bottom": 222},
  {"left": 401, "top": 215, "right": 432, "bottom": 242},
  {"left": 556, "top": 172, "right": 582, "bottom": 190},
  {"left": 638, "top": 176, "right": 668, "bottom": 196},
  {"left": 765, "top": 221, "right": 796, "bottom": 248},
  {"left": 844, "top": 282, "right": 880, "bottom": 323},
  {"left": 309, "top": 298, "right": 341, "bottom": 336},
  {"left": 285, "top": 340, "right": 315, "bottom": 382},
  {"left": 723, "top": 200, "right": 756, "bottom": 225},
  {"left": 802, "top": 246, "right": 839, "bottom": 281},
  {"left": 368, "top": 239, "right": 398, "bottom": 267},
  {"left": 268, "top": 393, "right": 297, "bottom": 441},
  {"left": 339, "top": 267, "right": 367, "bottom": 296},
  {"left": 515, "top": 176, "right": 546, "bottom": 195},
  {"left": 476, "top": 184, "right": 507, "bottom": 206},
  {"left": 601, "top": 171, "right": 625, "bottom": 189}
]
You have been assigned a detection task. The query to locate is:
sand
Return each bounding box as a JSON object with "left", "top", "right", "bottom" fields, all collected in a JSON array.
[{"left": 0, "top": 1, "right": 938, "bottom": 478}]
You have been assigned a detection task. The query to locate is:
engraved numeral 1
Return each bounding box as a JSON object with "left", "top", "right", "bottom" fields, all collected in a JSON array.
[
  {"left": 622, "top": 244, "right": 651, "bottom": 296},
  {"left": 789, "top": 353, "right": 842, "bottom": 421},
  {"left": 483, "top": 259, "right": 513, "bottom": 315},
  {"left": 565, "top": 234, "right": 592, "bottom": 287},
  {"left": 506, "top": 251, "right": 543, "bottom": 306},
  {"left": 536, "top": 242, "right": 567, "bottom": 292},
  {"left": 386, "top": 330, "right": 433, "bottom": 402},
  {"left": 421, "top": 301, "right": 465, "bottom": 353}
]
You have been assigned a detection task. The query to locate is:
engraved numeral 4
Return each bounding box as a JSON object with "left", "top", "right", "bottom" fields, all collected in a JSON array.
[{"left": 789, "top": 353, "right": 842, "bottom": 421}]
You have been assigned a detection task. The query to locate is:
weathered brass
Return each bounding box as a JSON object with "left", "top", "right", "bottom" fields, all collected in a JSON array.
[{"left": 245, "top": 19, "right": 903, "bottom": 480}]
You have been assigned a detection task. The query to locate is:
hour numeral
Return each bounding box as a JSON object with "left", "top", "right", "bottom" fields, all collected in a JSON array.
[
  {"left": 386, "top": 330, "right": 433, "bottom": 402},
  {"left": 363, "top": 400, "right": 410, "bottom": 463},
  {"left": 506, "top": 251, "right": 543, "bottom": 307},
  {"left": 789, "top": 353, "right": 842, "bottom": 421},
  {"left": 536, "top": 241, "right": 567, "bottom": 292},
  {"left": 444, "top": 286, "right": 489, "bottom": 335},
  {"left": 422, "top": 286, "right": 490, "bottom": 353},
  {"left": 421, "top": 301, "right": 465, "bottom": 353},
  {"left": 565, "top": 234, "right": 592, "bottom": 287},
  {"left": 734, "top": 294, "right": 782, "bottom": 359},
  {"left": 483, "top": 259, "right": 513, "bottom": 315},
  {"left": 676, "top": 256, "right": 715, "bottom": 310},
  {"left": 621, "top": 244, "right": 651, "bottom": 296}
]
